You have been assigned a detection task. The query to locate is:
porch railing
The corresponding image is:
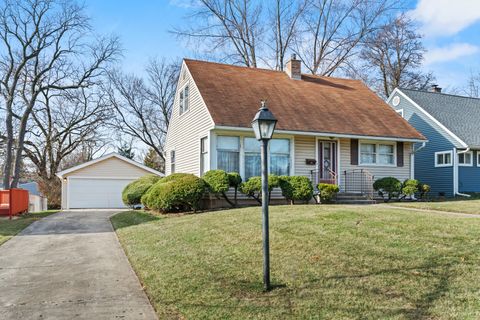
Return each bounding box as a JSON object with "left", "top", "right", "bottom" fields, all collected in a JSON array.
[
  {"left": 310, "top": 168, "right": 337, "bottom": 187},
  {"left": 340, "top": 169, "right": 375, "bottom": 199}
]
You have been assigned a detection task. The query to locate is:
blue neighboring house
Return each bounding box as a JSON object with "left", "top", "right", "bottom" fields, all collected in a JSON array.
[{"left": 387, "top": 86, "right": 480, "bottom": 197}]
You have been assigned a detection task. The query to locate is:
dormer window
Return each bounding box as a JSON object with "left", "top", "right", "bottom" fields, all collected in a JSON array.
[{"left": 179, "top": 85, "right": 189, "bottom": 114}]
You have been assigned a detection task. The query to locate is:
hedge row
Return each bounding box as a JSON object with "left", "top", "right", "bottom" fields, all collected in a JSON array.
[
  {"left": 373, "top": 177, "right": 431, "bottom": 202},
  {"left": 122, "top": 170, "right": 327, "bottom": 213},
  {"left": 121, "top": 174, "right": 162, "bottom": 206}
]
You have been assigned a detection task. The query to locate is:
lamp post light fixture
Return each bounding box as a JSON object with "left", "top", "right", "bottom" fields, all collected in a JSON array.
[{"left": 251, "top": 100, "right": 277, "bottom": 291}]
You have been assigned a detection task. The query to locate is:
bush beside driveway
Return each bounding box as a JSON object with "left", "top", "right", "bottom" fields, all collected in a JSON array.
[{"left": 111, "top": 205, "right": 480, "bottom": 319}]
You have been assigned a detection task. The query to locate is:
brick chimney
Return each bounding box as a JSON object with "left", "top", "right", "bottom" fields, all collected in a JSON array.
[
  {"left": 286, "top": 54, "right": 301, "bottom": 80},
  {"left": 429, "top": 84, "right": 442, "bottom": 93}
]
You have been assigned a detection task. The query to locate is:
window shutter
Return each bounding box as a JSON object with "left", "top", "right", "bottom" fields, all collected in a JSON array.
[
  {"left": 350, "top": 139, "right": 358, "bottom": 165},
  {"left": 397, "top": 142, "right": 404, "bottom": 167}
]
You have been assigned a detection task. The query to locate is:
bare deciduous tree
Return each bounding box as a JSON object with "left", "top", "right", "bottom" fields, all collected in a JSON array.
[
  {"left": 360, "top": 13, "right": 434, "bottom": 97},
  {"left": 295, "top": 0, "right": 396, "bottom": 76},
  {"left": 106, "top": 59, "right": 179, "bottom": 166},
  {"left": 172, "top": 0, "right": 263, "bottom": 67},
  {"left": 23, "top": 88, "right": 110, "bottom": 207},
  {"left": 465, "top": 72, "right": 480, "bottom": 98},
  {"left": 269, "top": 0, "right": 307, "bottom": 70},
  {"left": 0, "top": 0, "right": 119, "bottom": 189}
]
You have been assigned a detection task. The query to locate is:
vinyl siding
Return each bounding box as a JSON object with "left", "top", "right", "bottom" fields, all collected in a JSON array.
[
  {"left": 339, "top": 138, "right": 412, "bottom": 182},
  {"left": 164, "top": 62, "right": 215, "bottom": 176},
  {"left": 294, "top": 136, "right": 316, "bottom": 177},
  {"left": 458, "top": 150, "right": 480, "bottom": 192},
  {"left": 65, "top": 157, "right": 152, "bottom": 178},
  {"left": 388, "top": 91, "right": 455, "bottom": 196}
]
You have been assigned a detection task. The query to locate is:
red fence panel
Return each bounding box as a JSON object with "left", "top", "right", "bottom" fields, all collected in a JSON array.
[
  {"left": 0, "top": 190, "right": 9, "bottom": 215},
  {"left": 0, "top": 189, "right": 29, "bottom": 217},
  {"left": 9, "top": 189, "right": 29, "bottom": 216}
]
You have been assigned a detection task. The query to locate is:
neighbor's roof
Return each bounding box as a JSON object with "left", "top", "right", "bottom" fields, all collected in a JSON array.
[
  {"left": 400, "top": 88, "right": 480, "bottom": 148},
  {"left": 56, "top": 152, "right": 164, "bottom": 178},
  {"left": 184, "top": 59, "right": 425, "bottom": 141}
]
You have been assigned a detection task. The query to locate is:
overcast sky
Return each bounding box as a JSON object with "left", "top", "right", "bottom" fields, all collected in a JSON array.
[{"left": 84, "top": 0, "right": 480, "bottom": 91}]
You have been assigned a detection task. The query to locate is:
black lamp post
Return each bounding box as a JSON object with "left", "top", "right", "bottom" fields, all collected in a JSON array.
[{"left": 251, "top": 100, "right": 277, "bottom": 291}]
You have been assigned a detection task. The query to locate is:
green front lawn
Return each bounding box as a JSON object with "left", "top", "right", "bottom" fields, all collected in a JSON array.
[
  {"left": 390, "top": 199, "right": 480, "bottom": 215},
  {"left": 0, "top": 210, "right": 59, "bottom": 245},
  {"left": 112, "top": 206, "right": 480, "bottom": 319}
]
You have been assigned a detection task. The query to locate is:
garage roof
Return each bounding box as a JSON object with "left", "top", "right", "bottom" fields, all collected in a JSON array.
[{"left": 56, "top": 152, "right": 163, "bottom": 178}]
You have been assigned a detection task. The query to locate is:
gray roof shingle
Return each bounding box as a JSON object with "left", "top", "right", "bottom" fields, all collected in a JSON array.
[{"left": 400, "top": 88, "right": 480, "bottom": 148}]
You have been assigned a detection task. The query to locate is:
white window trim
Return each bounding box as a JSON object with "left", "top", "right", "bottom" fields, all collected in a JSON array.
[
  {"left": 395, "top": 109, "right": 404, "bottom": 118},
  {"left": 477, "top": 152, "right": 480, "bottom": 167},
  {"left": 178, "top": 83, "right": 190, "bottom": 116},
  {"left": 214, "top": 133, "right": 293, "bottom": 179},
  {"left": 359, "top": 140, "right": 397, "bottom": 167},
  {"left": 458, "top": 151, "right": 473, "bottom": 167},
  {"left": 435, "top": 150, "right": 453, "bottom": 167}
]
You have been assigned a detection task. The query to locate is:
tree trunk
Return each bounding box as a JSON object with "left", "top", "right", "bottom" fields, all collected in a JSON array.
[{"left": 2, "top": 112, "right": 13, "bottom": 188}]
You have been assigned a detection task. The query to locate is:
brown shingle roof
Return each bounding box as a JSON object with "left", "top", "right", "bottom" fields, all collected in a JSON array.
[{"left": 185, "top": 59, "right": 425, "bottom": 140}]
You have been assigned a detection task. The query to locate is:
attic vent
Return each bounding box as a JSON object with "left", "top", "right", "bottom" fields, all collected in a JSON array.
[{"left": 392, "top": 96, "right": 400, "bottom": 107}]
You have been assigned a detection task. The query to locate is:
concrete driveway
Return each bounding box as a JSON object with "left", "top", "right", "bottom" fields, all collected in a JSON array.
[{"left": 0, "top": 210, "right": 157, "bottom": 320}]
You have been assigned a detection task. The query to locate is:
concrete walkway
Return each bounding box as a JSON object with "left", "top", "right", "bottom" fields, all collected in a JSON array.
[
  {"left": 378, "top": 204, "right": 480, "bottom": 218},
  {"left": 0, "top": 210, "right": 157, "bottom": 320}
]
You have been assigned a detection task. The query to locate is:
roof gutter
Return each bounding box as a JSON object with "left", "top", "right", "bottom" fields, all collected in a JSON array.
[{"left": 213, "top": 125, "right": 427, "bottom": 143}]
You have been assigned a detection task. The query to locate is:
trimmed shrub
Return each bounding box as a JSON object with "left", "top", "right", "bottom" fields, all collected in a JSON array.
[
  {"left": 203, "top": 170, "right": 230, "bottom": 194},
  {"left": 240, "top": 175, "right": 279, "bottom": 203},
  {"left": 122, "top": 174, "right": 162, "bottom": 206},
  {"left": 318, "top": 183, "right": 339, "bottom": 204},
  {"left": 142, "top": 173, "right": 206, "bottom": 212},
  {"left": 418, "top": 182, "right": 431, "bottom": 200},
  {"left": 401, "top": 179, "right": 419, "bottom": 199},
  {"left": 203, "top": 170, "right": 235, "bottom": 207},
  {"left": 228, "top": 172, "right": 242, "bottom": 205},
  {"left": 240, "top": 177, "right": 262, "bottom": 203},
  {"left": 159, "top": 173, "right": 191, "bottom": 183},
  {"left": 278, "top": 176, "right": 294, "bottom": 203},
  {"left": 373, "top": 177, "right": 402, "bottom": 202},
  {"left": 279, "top": 176, "right": 314, "bottom": 204}
]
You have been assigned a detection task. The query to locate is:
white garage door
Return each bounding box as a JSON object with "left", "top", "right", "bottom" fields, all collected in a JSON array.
[{"left": 68, "top": 178, "right": 133, "bottom": 209}]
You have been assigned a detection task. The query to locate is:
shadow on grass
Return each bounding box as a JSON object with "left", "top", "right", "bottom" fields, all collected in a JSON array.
[
  {"left": 111, "top": 210, "right": 162, "bottom": 230},
  {"left": 319, "top": 257, "right": 455, "bottom": 319}
]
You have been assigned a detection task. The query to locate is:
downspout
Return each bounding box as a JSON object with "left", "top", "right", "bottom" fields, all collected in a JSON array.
[
  {"left": 409, "top": 142, "right": 426, "bottom": 200},
  {"left": 409, "top": 141, "right": 426, "bottom": 178},
  {"left": 455, "top": 148, "right": 471, "bottom": 197}
]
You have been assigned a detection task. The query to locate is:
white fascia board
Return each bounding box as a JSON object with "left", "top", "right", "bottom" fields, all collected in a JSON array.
[
  {"left": 56, "top": 152, "right": 164, "bottom": 178},
  {"left": 394, "top": 89, "right": 468, "bottom": 148},
  {"left": 213, "top": 125, "right": 426, "bottom": 143}
]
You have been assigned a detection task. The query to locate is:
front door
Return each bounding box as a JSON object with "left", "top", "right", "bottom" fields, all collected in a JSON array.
[{"left": 318, "top": 141, "right": 337, "bottom": 184}]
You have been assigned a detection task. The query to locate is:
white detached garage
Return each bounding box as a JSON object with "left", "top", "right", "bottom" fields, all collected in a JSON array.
[{"left": 56, "top": 153, "right": 163, "bottom": 209}]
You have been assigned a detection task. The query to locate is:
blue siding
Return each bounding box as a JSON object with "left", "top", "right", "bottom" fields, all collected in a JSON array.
[
  {"left": 458, "top": 150, "right": 480, "bottom": 193},
  {"left": 389, "top": 94, "right": 455, "bottom": 197}
]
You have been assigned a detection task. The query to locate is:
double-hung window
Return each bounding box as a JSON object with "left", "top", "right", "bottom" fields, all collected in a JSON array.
[
  {"left": 360, "top": 142, "right": 395, "bottom": 165},
  {"left": 435, "top": 151, "right": 452, "bottom": 167},
  {"left": 270, "top": 139, "right": 290, "bottom": 176},
  {"left": 179, "top": 85, "right": 189, "bottom": 114},
  {"left": 478, "top": 152, "right": 480, "bottom": 167},
  {"left": 378, "top": 144, "right": 395, "bottom": 165},
  {"left": 360, "top": 143, "right": 377, "bottom": 164},
  {"left": 200, "top": 137, "right": 208, "bottom": 176},
  {"left": 217, "top": 136, "right": 239, "bottom": 173},
  {"left": 244, "top": 137, "right": 261, "bottom": 180},
  {"left": 458, "top": 151, "right": 473, "bottom": 166}
]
